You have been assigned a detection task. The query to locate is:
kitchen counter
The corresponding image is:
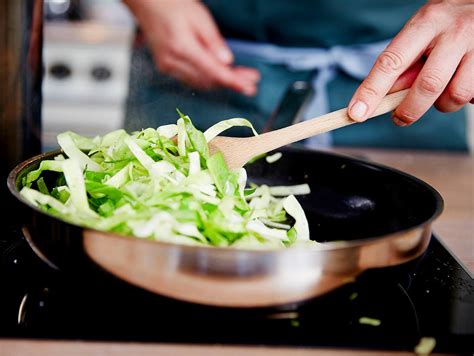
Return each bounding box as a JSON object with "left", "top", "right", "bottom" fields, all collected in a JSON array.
[{"left": 1, "top": 148, "right": 472, "bottom": 356}]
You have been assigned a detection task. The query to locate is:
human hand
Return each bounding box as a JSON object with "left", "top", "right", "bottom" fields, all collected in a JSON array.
[
  {"left": 348, "top": 0, "right": 473, "bottom": 126},
  {"left": 124, "top": 0, "right": 260, "bottom": 95}
]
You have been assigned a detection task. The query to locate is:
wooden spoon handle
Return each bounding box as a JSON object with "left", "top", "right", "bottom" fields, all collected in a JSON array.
[{"left": 251, "top": 89, "right": 409, "bottom": 155}]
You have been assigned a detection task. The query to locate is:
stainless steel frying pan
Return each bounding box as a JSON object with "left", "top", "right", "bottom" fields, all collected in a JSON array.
[{"left": 8, "top": 147, "right": 443, "bottom": 308}]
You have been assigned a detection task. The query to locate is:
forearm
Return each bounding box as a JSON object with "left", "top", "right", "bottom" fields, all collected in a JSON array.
[{"left": 121, "top": 0, "right": 260, "bottom": 95}]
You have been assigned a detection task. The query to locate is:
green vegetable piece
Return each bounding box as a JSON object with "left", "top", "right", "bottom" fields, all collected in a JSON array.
[
  {"left": 358, "top": 317, "right": 381, "bottom": 326},
  {"left": 20, "top": 112, "right": 315, "bottom": 249},
  {"left": 84, "top": 171, "right": 109, "bottom": 182},
  {"left": 203, "top": 227, "right": 228, "bottom": 246},
  {"left": 284, "top": 227, "right": 297, "bottom": 246},
  {"left": 85, "top": 181, "right": 123, "bottom": 202},
  {"left": 290, "top": 320, "right": 300, "bottom": 328},
  {"left": 207, "top": 152, "right": 231, "bottom": 196},
  {"left": 62, "top": 159, "right": 98, "bottom": 218},
  {"left": 203, "top": 118, "right": 258, "bottom": 142},
  {"left": 99, "top": 200, "right": 115, "bottom": 217},
  {"left": 349, "top": 292, "right": 358, "bottom": 301},
  {"left": 414, "top": 337, "right": 436, "bottom": 355},
  {"left": 36, "top": 177, "right": 49, "bottom": 195},
  {"left": 246, "top": 153, "right": 266, "bottom": 164},
  {"left": 51, "top": 186, "right": 70, "bottom": 203},
  {"left": 24, "top": 160, "right": 63, "bottom": 185},
  {"left": 244, "top": 187, "right": 257, "bottom": 196},
  {"left": 177, "top": 109, "right": 209, "bottom": 160}
]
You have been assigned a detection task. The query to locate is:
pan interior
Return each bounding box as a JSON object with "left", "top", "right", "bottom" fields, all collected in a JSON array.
[
  {"left": 246, "top": 148, "right": 440, "bottom": 243},
  {"left": 12, "top": 148, "right": 440, "bottom": 245}
]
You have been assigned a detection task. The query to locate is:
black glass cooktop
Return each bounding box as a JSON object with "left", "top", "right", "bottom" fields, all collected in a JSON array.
[{"left": 1, "top": 225, "right": 473, "bottom": 354}]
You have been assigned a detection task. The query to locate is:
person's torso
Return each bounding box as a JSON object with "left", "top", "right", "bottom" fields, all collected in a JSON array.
[{"left": 204, "top": 0, "right": 425, "bottom": 47}]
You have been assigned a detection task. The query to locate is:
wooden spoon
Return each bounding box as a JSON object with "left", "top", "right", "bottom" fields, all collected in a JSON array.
[{"left": 209, "top": 89, "right": 409, "bottom": 169}]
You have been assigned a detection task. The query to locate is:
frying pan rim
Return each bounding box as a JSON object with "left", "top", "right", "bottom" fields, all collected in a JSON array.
[{"left": 7, "top": 147, "right": 444, "bottom": 254}]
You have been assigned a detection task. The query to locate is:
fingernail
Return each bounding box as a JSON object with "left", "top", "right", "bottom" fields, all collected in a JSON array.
[
  {"left": 392, "top": 114, "right": 408, "bottom": 127},
  {"left": 349, "top": 101, "right": 368, "bottom": 121},
  {"left": 217, "top": 48, "right": 233, "bottom": 63}
]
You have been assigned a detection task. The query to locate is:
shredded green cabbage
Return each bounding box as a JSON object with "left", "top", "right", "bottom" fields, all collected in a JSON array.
[
  {"left": 265, "top": 152, "right": 282, "bottom": 164},
  {"left": 414, "top": 337, "right": 436, "bottom": 355},
  {"left": 358, "top": 317, "right": 382, "bottom": 326},
  {"left": 203, "top": 118, "right": 258, "bottom": 142},
  {"left": 20, "top": 113, "right": 319, "bottom": 249}
]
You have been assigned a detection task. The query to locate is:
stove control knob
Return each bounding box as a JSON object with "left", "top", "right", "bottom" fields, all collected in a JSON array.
[
  {"left": 49, "top": 62, "right": 72, "bottom": 80},
  {"left": 91, "top": 65, "right": 112, "bottom": 81}
]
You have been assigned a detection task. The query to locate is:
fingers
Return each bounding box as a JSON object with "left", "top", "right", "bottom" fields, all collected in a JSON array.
[
  {"left": 136, "top": 0, "right": 260, "bottom": 95},
  {"left": 233, "top": 66, "right": 261, "bottom": 82},
  {"left": 393, "top": 36, "right": 467, "bottom": 125},
  {"left": 160, "top": 48, "right": 259, "bottom": 94},
  {"left": 348, "top": 19, "right": 436, "bottom": 121},
  {"left": 194, "top": 7, "right": 234, "bottom": 64},
  {"left": 187, "top": 11, "right": 261, "bottom": 94},
  {"left": 349, "top": 1, "right": 473, "bottom": 125},
  {"left": 435, "top": 51, "right": 474, "bottom": 113},
  {"left": 388, "top": 58, "right": 425, "bottom": 93},
  {"left": 388, "top": 60, "right": 425, "bottom": 127},
  {"left": 165, "top": 58, "right": 215, "bottom": 89},
  {"left": 178, "top": 37, "right": 259, "bottom": 95},
  {"left": 191, "top": 0, "right": 261, "bottom": 94},
  {"left": 154, "top": 29, "right": 260, "bottom": 95}
]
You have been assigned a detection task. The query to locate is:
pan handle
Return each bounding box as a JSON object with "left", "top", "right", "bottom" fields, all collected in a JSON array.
[{"left": 262, "top": 81, "right": 314, "bottom": 133}]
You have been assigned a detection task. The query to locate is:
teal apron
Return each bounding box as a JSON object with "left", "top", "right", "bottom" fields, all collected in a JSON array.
[{"left": 125, "top": 0, "right": 468, "bottom": 151}]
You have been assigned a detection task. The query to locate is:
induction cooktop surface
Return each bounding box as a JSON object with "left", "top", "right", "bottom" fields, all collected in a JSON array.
[{"left": 1, "top": 224, "right": 473, "bottom": 354}]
